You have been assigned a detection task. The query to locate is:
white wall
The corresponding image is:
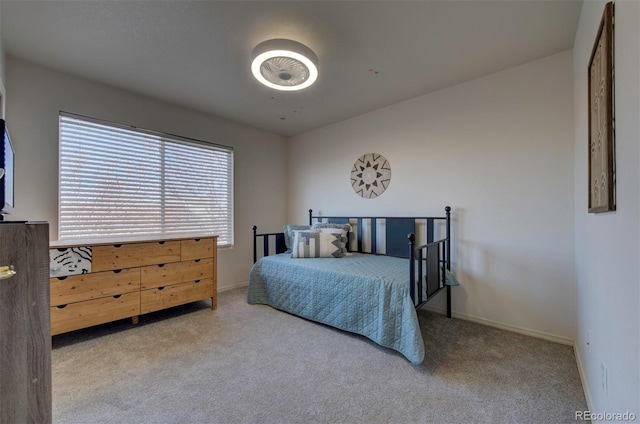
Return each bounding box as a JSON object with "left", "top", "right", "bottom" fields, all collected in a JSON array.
[
  {"left": 6, "top": 57, "right": 288, "bottom": 290},
  {"left": 573, "top": 0, "right": 640, "bottom": 415},
  {"left": 288, "top": 51, "right": 576, "bottom": 343}
]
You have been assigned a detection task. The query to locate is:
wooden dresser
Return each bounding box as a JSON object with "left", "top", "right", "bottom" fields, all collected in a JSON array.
[{"left": 49, "top": 236, "right": 217, "bottom": 336}]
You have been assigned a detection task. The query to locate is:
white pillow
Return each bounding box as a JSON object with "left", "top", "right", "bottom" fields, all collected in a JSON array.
[
  {"left": 291, "top": 230, "right": 343, "bottom": 258},
  {"left": 312, "top": 223, "right": 352, "bottom": 255},
  {"left": 316, "top": 228, "right": 352, "bottom": 256}
]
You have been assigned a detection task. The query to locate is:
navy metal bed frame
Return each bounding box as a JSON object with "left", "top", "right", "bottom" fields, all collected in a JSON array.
[{"left": 252, "top": 206, "right": 452, "bottom": 317}]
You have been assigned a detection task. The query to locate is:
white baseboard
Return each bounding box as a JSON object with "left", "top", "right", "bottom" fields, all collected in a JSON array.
[
  {"left": 573, "top": 341, "right": 595, "bottom": 413},
  {"left": 422, "top": 304, "right": 574, "bottom": 346},
  {"left": 217, "top": 281, "right": 248, "bottom": 293}
]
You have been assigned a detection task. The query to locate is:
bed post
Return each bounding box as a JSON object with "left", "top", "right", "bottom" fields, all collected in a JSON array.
[
  {"left": 308, "top": 209, "right": 313, "bottom": 225},
  {"left": 408, "top": 233, "right": 416, "bottom": 306},
  {"left": 252, "top": 225, "right": 258, "bottom": 264},
  {"left": 445, "top": 206, "right": 452, "bottom": 318}
]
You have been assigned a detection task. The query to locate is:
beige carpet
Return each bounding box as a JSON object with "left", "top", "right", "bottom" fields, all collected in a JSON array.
[{"left": 52, "top": 288, "right": 587, "bottom": 423}]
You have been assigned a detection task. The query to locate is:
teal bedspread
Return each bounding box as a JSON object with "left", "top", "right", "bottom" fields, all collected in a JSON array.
[{"left": 247, "top": 253, "right": 426, "bottom": 364}]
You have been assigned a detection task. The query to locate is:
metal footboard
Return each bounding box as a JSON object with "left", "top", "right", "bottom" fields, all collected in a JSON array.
[{"left": 408, "top": 206, "right": 451, "bottom": 317}]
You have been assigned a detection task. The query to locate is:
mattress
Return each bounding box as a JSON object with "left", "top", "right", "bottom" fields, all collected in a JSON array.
[{"left": 247, "top": 253, "right": 425, "bottom": 364}]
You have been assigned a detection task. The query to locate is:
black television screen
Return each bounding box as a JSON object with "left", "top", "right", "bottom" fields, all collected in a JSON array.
[{"left": 0, "top": 119, "right": 15, "bottom": 216}]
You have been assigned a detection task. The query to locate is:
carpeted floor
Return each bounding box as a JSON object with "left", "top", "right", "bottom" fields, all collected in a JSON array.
[{"left": 51, "top": 287, "right": 587, "bottom": 423}]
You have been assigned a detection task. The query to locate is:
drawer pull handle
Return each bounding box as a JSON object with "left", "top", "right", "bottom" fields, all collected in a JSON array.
[
  {"left": 113, "top": 269, "right": 122, "bottom": 274},
  {"left": 158, "top": 241, "right": 166, "bottom": 245},
  {"left": 113, "top": 294, "right": 122, "bottom": 299},
  {"left": 157, "top": 286, "right": 165, "bottom": 291},
  {"left": 194, "top": 259, "right": 201, "bottom": 263},
  {"left": 56, "top": 304, "right": 68, "bottom": 309},
  {"left": 0, "top": 265, "right": 16, "bottom": 280},
  {"left": 194, "top": 239, "right": 201, "bottom": 242},
  {"left": 56, "top": 248, "right": 67, "bottom": 252},
  {"left": 157, "top": 264, "right": 165, "bottom": 268},
  {"left": 113, "top": 244, "right": 122, "bottom": 248},
  {"left": 194, "top": 279, "right": 201, "bottom": 283},
  {"left": 56, "top": 276, "right": 68, "bottom": 281}
]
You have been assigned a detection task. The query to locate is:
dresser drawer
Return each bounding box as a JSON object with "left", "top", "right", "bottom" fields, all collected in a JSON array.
[
  {"left": 50, "top": 268, "right": 140, "bottom": 307},
  {"left": 140, "top": 278, "right": 214, "bottom": 314},
  {"left": 140, "top": 258, "right": 213, "bottom": 290},
  {"left": 181, "top": 238, "right": 215, "bottom": 261},
  {"left": 182, "top": 258, "right": 214, "bottom": 283},
  {"left": 51, "top": 291, "right": 140, "bottom": 336},
  {"left": 93, "top": 241, "right": 181, "bottom": 271},
  {"left": 140, "top": 262, "right": 183, "bottom": 289}
]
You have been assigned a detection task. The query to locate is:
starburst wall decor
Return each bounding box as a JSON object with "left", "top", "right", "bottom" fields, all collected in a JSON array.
[{"left": 350, "top": 153, "right": 391, "bottom": 199}]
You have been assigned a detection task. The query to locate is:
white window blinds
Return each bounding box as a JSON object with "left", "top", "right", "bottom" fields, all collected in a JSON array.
[{"left": 59, "top": 113, "right": 234, "bottom": 247}]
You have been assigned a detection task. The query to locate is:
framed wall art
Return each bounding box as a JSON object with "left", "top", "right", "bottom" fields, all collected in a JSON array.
[{"left": 588, "top": 2, "right": 615, "bottom": 213}]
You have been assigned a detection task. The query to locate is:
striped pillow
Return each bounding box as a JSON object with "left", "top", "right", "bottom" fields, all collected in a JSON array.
[{"left": 283, "top": 224, "right": 311, "bottom": 253}]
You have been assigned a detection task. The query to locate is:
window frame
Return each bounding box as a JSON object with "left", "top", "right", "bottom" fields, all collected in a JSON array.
[{"left": 58, "top": 112, "right": 234, "bottom": 246}]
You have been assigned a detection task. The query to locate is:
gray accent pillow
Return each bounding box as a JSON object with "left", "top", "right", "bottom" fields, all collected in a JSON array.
[{"left": 283, "top": 224, "right": 311, "bottom": 253}]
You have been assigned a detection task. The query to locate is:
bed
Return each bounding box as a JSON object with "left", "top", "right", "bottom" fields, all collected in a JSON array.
[{"left": 247, "top": 207, "right": 454, "bottom": 364}]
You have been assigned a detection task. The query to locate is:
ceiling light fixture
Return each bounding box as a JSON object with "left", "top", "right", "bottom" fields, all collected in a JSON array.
[{"left": 251, "top": 39, "right": 318, "bottom": 91}]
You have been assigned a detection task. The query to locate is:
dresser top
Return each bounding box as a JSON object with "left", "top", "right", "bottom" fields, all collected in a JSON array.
[{"left": 50, "top": 233, "right": 218, "bottom": 249}]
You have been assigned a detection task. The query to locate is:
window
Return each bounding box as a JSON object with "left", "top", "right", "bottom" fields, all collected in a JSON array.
[{"left": 59, "top": 113, "right": 234, "bottom": 247}]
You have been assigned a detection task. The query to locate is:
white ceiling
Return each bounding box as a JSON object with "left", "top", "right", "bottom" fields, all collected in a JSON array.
[{"left": 1, "top": 0, "right": 582, "bottom": 137}]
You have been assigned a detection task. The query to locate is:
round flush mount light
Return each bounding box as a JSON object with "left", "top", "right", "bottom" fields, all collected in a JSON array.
[{"left": 251, "top": 39, "right": 318, "bottom": 91}]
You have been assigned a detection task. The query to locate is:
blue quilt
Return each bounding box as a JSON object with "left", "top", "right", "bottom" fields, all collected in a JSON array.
[{"left": 247, "top": 253, "right": 426, "bottom": 364}]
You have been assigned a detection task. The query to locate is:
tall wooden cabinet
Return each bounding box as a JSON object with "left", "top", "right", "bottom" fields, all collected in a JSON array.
[{"left": 0, "top": 222, "right": 52, "bottom": 424}]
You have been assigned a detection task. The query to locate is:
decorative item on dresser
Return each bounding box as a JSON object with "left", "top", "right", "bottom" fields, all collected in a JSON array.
[
  {"left": 0, "top": 221, "right": 52, "bottom": 423},
  {"left": 49, "top": 236, "right": 217, "bottom": 336}
]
